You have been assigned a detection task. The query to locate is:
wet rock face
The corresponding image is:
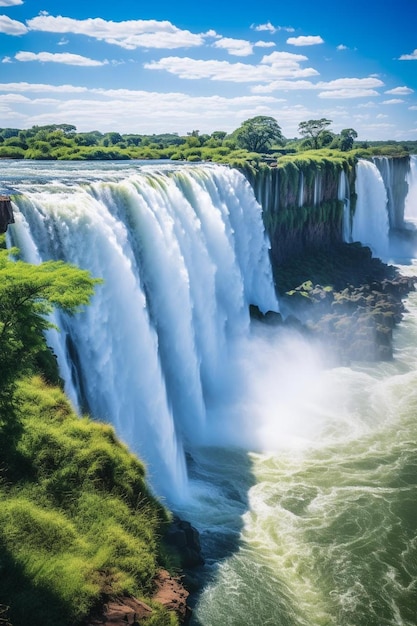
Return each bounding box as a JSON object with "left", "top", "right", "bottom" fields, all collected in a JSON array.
[
  {"left": 0, "top": 196, "right": 14, "bottom": 233},
  {"left": 282, "top": 275, "right": 416, "bottom": 364},
  {"left": 164, "top": 516, "right": 205, "bottom": 568}
]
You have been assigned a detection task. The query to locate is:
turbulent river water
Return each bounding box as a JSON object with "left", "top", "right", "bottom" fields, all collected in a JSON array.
[{"left": 3, "top": 158, "right": 417, "bottom": 626}]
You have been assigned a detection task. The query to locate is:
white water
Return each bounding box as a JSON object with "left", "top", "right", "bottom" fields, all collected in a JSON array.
[
  {"left": 405, "top": 155, "right": 417, "bottom": 223},
  {"left": 339, "top": 170, "right": 351, "bottom": 243},
  {"left": 6, "top": 161, "right": 278, "bottom": 501},
  {"left": 350, "top": 159, "right": 390, "bottom": 259}
]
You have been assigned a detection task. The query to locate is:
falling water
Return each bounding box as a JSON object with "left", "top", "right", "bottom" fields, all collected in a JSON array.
[
  {"left": 6, "top": 161, "right": 278, "bottom": 501},
  {"left": 404, "top": 155, "right": 417, "bottom": 223},
  {"left": 351, "top": 159, "right": 390, "bottom": 259},
  {"left": 339, "top": 169, "right": 351, "bottom": 243}
]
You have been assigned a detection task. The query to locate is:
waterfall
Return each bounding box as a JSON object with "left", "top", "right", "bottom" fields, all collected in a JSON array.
[
  {"left": 338, "top": 170, "right": 351, "bottom": 243},
  {"left": 373, "top": 156, "right": 409, "bottom": 229},
  {"left": 8, "top": 162, "right": 278, "bottom": 502},
  {"left": 298, "top": 172, "right": 304, "bottom": 207},
  {"left": 404, "top": 155, "right": 417, "bottom": 223},
  {"left": 351, "top": 159, "right": 390, "bottom": 259}
]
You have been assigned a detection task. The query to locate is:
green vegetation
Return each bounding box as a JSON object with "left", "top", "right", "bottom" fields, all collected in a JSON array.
[
  {"left": 0, "top": 237, "right": 178, "bottom": 626},
  {"left": 0, "top": 120, "right": 414, "bottom": 165},
  {"left": 233, "top": 115, "right": 284, "bottom": 153},
  {"left": 0, "top": 377, "right": 176, "bottom": 626},
  {"left": 0, "top": 242, "right": 102, "bottom": 403}
]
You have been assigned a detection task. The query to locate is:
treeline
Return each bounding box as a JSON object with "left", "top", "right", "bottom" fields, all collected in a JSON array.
[{"left": 0, "top": 117, "right": 415, "bottom": 165}]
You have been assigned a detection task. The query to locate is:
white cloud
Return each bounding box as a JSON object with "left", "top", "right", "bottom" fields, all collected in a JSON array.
[
  {"left": 318, "top": 88, "right": 380, "bottom": 99},
  {"left": 409, "top": 105, "right": 417, "bottom": 110},
  {"left": 251, "top": 22, "right": 294, "bottom": 34},
  {"left": 57, "top": 37, "right": 69, "bottom": 46},
  {"left": 254, "top": 41, "right": 275, "bottom": 48},
  {"left": 319, "top": 77, "right": 383, "bottom": 90},
  {"left": 385, "top": 86, "right": 413, "bottom": 95},
  {"left": 0, "top": 14, "right": 27, "bottom": 34},
  {"left": 252, "top": 75, "right": 383, "bottom": 94},
  {"left": 357, "top": 101, "right": 377, "bottom": 108},
  {"left": 337, "top": 44, "right": 347, "bottom": 50},
  {"left": 399, "top": 49, "right": 417, "bottom": 60},
  {"left": 0, "top": 93, "right": 29, "bottom": 103},
  {"left": 0, "top": 0, "right": 23, "bottom": 5},
  {"left": 382, "top": 98, "right": 404, "bottom": 104},
  {"left": 145, "top": 51, "right": 318, "bottom": 83},
  {"left": 15, "top": 51, "right": 109, "bottom": 66},
  {"left": 2, "top": 56, "right": 12, "bottom": 63},
  {"left": 0, "top": 88, "right": 284, "bottom": 134},
  {"left": 376, "top": 113, "right": 388, "bottom": 119},
  {"left": 213, "top": 37, "right": 253, "bottom": 56},
  {"left": 287, "top": 35, "right": 324, "bottom": 46},
  {"left": 0, "top": 82, "right": 88, "bottom": 93},
  {"left": 27, "top": 14, "right": 206, "bottom": 50}
]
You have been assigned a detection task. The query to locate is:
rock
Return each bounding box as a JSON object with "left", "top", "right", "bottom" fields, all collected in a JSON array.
[
  {"left": 164, "top": 516, "right": 204, "bottom": 568},
  {"left": 152, "top": 569, "right": 190, "bottom": 623},
  {"left": 85, "top": 596, "right": 152, "bottom": 626},
  {"left": 84, "top": 569, "right": 191, "bottom": 626},
  {"left": 0, "top": 196, "right": 14, "bottom": 233}
]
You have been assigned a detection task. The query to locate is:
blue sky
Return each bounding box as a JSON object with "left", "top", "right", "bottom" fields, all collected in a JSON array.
[{"left": 0, "top": 0, "right": 416, "bottom": 140}]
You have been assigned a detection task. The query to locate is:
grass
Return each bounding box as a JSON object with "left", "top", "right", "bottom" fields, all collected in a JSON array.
[{"left": 0, "top": 375, "right": 177, "bottom": 626}]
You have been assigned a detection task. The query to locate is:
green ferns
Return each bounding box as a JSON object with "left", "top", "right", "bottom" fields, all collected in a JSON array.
[{"left": 0, "top": 376, "right": 174, "bottom": 626}]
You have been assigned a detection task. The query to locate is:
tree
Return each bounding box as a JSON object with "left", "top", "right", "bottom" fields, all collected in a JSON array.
[
  {"left": 298, "top": 118, "right": 333, "bottom": 149},
  {"left": 235, "top": 116, "right": 284, "bottom": 153},
  {"left": 340, "top": 128, "right": 358, "bottom": 151},
  {"left": 0, "top": 240, "right": 101, "bottom": 399}
]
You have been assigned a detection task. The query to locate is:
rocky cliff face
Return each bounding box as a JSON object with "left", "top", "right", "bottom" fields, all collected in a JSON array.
[
  {"left": 242, "top": 159, "right": 354, "bottom": 267},
  {"left": 0, "top": 196, "right": 14, "bottom": 233}
]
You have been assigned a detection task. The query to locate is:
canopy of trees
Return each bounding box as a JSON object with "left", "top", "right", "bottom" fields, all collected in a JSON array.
[
  {"left": 298, "top": 118, "right": 333, "bottom": 150},
  {"left": 234, "top": 116, "right": 284, "bottom": 153}
]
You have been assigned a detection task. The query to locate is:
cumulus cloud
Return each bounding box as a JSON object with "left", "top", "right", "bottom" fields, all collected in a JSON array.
[
  {"left": 2, "top": 56, "right": 12, "bottom": 63},
  {"left": 213, "top": 37, "right": 253, "bottom": 56},
  {"left": 385, "top": 86, "right": 413, "bottom": 95},
  {"left": 287, "top": 35, "right": 324, "bottom": 46},
  {"left": 399, "top": 49, "right": 417, "bottom": 60},
  {"left": 382, "top": 98, "right": 404, "bottom": 104},
  {"left": 0, "top": 14, "right": 27, "bottom": 34},
  {"left": 254, "top": 41, "right": 276, "bottom": 48},
  {"left": 253, "top": 75, "right": 383, "bottom": 95},
  {"left": 145, "top": 51, "right": 318, "bottom": 83},
  {"left": 0, "top": 85, "right": 286, "bottom": 134},
  {"left": 27, "top": 14, "right": 206, "bottom": 50},
  {"left": 0, "top": 82, "right": 88, "bottom": 93},
  {"left": 318, "top": 88, "right": 379, "bottom": 99},
  {"left": 15, "top": 51, "right": 109, "bottom": 66},
  {"left": 0, "top": 0, "right": 23, "bottom": 5},
  {"left": 337, "top": 44, "right": 348, "bottom": 50},
  {"left": 251, "top": 22, "right": 294, "bottom": 34}
]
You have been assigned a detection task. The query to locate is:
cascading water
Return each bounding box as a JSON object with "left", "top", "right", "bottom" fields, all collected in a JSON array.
[
  {"left": 3, "top": 158, "right": 417, "bottom": 626},
  {"left": 404, "top": 155, "right": 417, "bottom": 223},
  {"left": 338, "top": 169, "right": 351, "bottom": 243},
  {"left": 6, "top": 161, "right": 278, "bottom": 501},
  {"left": 351, "top": 159, "right": 390, "bottom": 260}
]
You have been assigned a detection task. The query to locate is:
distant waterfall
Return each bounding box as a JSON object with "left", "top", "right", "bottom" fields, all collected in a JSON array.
[
  {"left": 404, "top": 155, "right": 417, "bottom": 222},
  {"left": 373, "top": 156, "right": 409, "bottom": 229},
  {"left": 338, "top": 170, "right": 351, "bottom": 242},
  {"left": 351, "top": 160, "right": 390, "bottom": 259},
  {"left": 8, "top": 162, "right": 278, "bottom": 501}
]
